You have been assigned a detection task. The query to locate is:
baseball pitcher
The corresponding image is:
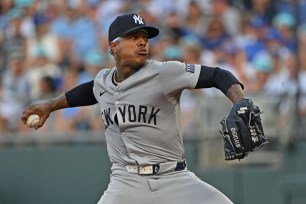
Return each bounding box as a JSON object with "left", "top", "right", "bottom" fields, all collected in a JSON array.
[{"left": 21, "top": 14, "right": 267, "bottom": 204}]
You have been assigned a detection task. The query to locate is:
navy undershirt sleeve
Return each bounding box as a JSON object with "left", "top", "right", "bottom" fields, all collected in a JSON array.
[
  {"left": 65, "top": 80, "right": 97, "bottom": 107},
  {"left": 195, "top": 66, "right": 243, "bottom": 94}
]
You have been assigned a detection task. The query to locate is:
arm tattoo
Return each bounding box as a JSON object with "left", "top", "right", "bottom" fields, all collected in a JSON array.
[
  {"left": 226, "top": 84, "right": 244, "bottom": 104},
  {"left": 47, "top": 93, "right": 71, "bottom": 111}
]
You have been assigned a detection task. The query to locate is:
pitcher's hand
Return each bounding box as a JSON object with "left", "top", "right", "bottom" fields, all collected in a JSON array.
[{"left": 21, "top": 102, "right": 52, "bottom": 129}]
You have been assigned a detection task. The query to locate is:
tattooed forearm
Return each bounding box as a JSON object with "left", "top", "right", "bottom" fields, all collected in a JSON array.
[
  {"left": 226, "top": 84, "right": 244, "bottom": 104},
  {"left": 47, "top": 93, "right": 71, "bottom": 111}
]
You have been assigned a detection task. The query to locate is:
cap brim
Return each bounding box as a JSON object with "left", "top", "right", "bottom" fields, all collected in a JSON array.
[{"left": 122, "top": 26, "right": 159, "bottom": 39}]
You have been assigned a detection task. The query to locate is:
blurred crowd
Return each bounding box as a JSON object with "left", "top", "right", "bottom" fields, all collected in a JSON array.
[{"left": 0, "top": 0, "right": 306, "bottom": 135}]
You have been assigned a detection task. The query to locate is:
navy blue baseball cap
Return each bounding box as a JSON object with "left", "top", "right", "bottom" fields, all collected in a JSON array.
[{"left": 108, "top": 14, "right": 159, "bottom": 42}]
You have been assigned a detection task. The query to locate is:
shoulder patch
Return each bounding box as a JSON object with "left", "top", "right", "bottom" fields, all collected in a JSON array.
[{"left": 185, "top": 64, "right": 195, "bottom": 73}]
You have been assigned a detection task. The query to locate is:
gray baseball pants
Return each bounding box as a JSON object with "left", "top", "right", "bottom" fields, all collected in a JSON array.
[{"left": 97, "top": 163, "right": 233, "bottom": 204}]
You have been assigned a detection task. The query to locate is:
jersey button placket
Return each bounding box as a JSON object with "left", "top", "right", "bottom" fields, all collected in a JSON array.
[
  {"left": 114, "top": 91, "right": 119, "bottom": 105},
  {"left": 129, "top": 152, "right": 135, "bottom": 159}
]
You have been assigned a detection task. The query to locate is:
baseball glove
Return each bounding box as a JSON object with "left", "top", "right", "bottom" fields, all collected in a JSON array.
[{"left": 220, "top": 99, "right": 268, "bottom": 160}]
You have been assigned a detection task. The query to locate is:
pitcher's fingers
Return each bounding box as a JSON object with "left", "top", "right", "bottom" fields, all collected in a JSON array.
[
  {"left": 21, "top": 104, "right": 38, "bottom": 123},
  {"left": 37, "top": 114, "right": 49, "bottom": 128},
  {"left": 21, "top": 111, "right": 30, "bottom": 124},
  {"left": 21, "top": 109, "right": 35, "bottom": 123}
]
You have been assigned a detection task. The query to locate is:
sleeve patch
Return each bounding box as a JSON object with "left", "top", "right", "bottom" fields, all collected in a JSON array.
[{"left": 185, "top": 64, "right": 195, "bottom": 73}]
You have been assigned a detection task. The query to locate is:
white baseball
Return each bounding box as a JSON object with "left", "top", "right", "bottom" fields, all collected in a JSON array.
[{"left": 26, "top": 114, "right": 40, "bottom": 128}]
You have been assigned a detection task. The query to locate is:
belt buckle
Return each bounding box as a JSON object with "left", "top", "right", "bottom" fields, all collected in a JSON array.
[{"left": 138, "top": 164, "right": 160, "bottom": 175}]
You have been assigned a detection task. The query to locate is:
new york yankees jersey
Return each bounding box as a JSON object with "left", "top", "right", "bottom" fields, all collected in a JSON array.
[{"left": 93, "top": 60, "right": 201, "bottom": 165}]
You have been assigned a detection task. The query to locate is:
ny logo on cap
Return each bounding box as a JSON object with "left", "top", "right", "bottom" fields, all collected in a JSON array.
[{"left": 133, "top": 15, "right": 144, "bottom": 24}]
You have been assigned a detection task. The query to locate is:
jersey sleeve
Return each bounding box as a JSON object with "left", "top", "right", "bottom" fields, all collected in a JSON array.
[
  {"left": 93, "top": 69, "right": 108, "bottom": 100},
  {"left": 158, "top": 61, "right": 201, "bottom": 96}
]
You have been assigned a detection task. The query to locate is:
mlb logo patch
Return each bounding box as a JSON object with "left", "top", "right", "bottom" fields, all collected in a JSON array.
[{"left": 185, "top": 64, "right": 195, "bottom": 73}]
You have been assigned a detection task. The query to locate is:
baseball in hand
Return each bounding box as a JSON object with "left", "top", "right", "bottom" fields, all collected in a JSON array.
[{"left": 26, "top": 114, "right": 40, "bottom": 128}]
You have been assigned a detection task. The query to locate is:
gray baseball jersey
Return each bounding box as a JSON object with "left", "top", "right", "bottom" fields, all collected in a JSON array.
[
  {"left": 93, "top": 59, "right": 232, "bottom": 204},
  {"left": 93, "top": 60, "right": 201, "bottom": 165}
]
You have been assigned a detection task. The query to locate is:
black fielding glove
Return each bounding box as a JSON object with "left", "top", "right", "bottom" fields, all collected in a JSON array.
[{"left": 220, "top": 99, "right": 268, "bottom": 160}]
